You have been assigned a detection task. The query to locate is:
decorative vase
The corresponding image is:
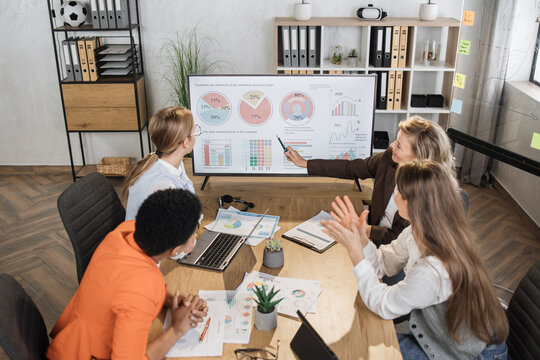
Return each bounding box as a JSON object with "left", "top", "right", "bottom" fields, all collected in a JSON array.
[
  {"left": 263, "top": 249, "right": 284, "bottom": 268},
  {"left": 254, "top": 307, "right": 278, "bottom": 331},
  {"left": 294, "top": 3, "right": 312, "bottom": 21},
  {"left": 419, "top": 3, "right": 438, "bottom": 21}
]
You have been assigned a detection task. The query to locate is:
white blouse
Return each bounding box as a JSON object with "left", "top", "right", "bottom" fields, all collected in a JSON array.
[{"left": 353, "top": 226, "right": 453, "bottom": 320}]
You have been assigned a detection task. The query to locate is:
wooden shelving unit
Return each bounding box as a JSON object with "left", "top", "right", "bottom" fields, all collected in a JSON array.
[{"left": 47, "top": 0, "right": 150, "bottom": 181}]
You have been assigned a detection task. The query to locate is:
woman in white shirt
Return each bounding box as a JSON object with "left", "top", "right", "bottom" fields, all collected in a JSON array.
[
  {"left": 123, "top": 107, "right": 202, "bottom": 221},
  {"left": 321, "top": 160, "right": 508, "bottom": 360}
]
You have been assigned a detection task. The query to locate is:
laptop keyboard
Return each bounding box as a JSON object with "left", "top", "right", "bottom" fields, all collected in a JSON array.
[{"left": 196, "top": 233, "right": 244, "bottom": 269}]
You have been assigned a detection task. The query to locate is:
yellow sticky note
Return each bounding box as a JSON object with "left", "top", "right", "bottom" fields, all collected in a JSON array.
[
  {"left": 458, "top": 40, "right": 471, "bottom": 55},
  {"left": 463, "top": 10, "right": 475, "bottom": 26},
  {"left": 454, "top": 73, "right": 466, "bottom": 89},
  {"left": 531, "top": 132, "right": 540, "bottom": 150}
]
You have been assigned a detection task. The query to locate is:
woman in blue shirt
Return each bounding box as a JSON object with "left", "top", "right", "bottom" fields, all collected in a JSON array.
[{"left": 123, "top": 106, "right": 202, "bottom": 221}]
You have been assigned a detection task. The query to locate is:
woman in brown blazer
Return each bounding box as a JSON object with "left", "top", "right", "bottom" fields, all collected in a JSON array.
[{"left": 285, "top": 116, "right": 454, "bottom": 247}]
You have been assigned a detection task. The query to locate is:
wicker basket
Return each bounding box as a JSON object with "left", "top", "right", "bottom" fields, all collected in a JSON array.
[{"left": 97, "top": 157, "right": 131, "bottom": 176}]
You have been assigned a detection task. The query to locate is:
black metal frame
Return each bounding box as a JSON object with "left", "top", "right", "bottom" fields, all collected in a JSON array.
[
  {"left": 530, "top": 24, "right": 540, "bottom": 87},
  {"left": 46, "top": 0, "right": 151, "bottom": 181},
  {"left": 447, "top": 128, "right": 540, "bottom": 177}
]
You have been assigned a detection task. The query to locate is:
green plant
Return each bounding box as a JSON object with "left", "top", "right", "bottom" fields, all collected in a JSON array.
[
  {"left": 253, "top": 285, "right": 283, "bottom": 313},
  {"left": 265, "top": 238, "right": 283, "bottom": 252},
  {"left": 348, "top": 48, "right": 358, "bottom": 57},
  {"left": 160, "top": 28, "right": 224, "bottom": 108}
]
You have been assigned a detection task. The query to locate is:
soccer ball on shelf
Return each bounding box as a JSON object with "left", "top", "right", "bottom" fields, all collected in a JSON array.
[{"left": 60, "top": 1, "right": 88, "bottom": 27}]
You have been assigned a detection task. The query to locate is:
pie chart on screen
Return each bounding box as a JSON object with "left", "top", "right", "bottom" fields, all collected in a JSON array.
[
  {"left": 239, "top": 90, "right": 272, "bottom": 126},
  {"left": 197, "top": 92, "right": 231, "bottom": 126},
  {"left": 280, "top": 92, "right": 315, "bottom": 126}
]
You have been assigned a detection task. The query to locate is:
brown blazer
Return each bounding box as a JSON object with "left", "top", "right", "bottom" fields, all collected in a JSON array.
[{"left": 307, "top": 148, "right": 409, "bottom": 246}]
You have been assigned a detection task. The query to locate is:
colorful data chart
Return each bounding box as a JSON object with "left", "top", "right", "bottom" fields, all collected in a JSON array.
[
  {"left": 242, "top": 139, "right": 272, "bottom": 170},
  {"left": 280, "top": 92, "right": 315, "bottom": 126},
  {"left": 330, "top": 148, "right": 355, "bottom": 160},
  {"left": 282, "top": 140, "right": 313, "bottom": 167},
  {"left": 239, "top": 90, "right": 272, "bottom": 126},
  {"left": 203, "top": 139, "right": 232, "bottom": 166},
  {"left": 224, "top": 219, "right": 242, "bottom": 229},
  {"left": 332, "top": 97, "right": 358, "bottom": 116},
  {"left": 197, "top": 92, "right": 231, "bottom": 126}
]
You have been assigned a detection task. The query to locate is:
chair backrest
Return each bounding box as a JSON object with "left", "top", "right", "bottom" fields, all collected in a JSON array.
[
  {"left": 506, "top": 259, "right": 540, "bottom": 360},
  {"left": 57, "top": 172, "right": 125, "bottom": 283},
  {"left": 0, "top": 274, "right": 48, "bottom": 360}
]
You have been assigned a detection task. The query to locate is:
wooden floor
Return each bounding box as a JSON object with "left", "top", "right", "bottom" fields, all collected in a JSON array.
[{"left": 0, "top": 169, "right": 538, "bottom": 357}]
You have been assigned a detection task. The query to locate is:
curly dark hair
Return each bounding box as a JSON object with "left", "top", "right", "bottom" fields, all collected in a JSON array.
[{"left": 134, "top": 189, "right": 202, "bottom": 256}]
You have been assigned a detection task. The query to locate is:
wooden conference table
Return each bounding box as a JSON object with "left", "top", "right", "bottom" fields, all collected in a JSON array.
[{"left": 148, "top": 162, "right": 402, "bottom": 359}]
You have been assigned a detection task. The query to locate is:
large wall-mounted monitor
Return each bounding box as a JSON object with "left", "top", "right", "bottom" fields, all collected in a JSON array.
[{"left": 189, "top": 74, "right": 377, "bottom": 176}]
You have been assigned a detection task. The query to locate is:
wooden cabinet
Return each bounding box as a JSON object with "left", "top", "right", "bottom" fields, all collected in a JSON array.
[
  {"left": 62, "top": 77, "right": 147, "bottom": 131},
  {"left": 274, "top": 17, "right": 461, "bottom": 145}
]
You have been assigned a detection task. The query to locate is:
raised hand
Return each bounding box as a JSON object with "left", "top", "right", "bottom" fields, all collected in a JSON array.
[{"left": 284, "top": 146, "right": 308, "bottom": 168}]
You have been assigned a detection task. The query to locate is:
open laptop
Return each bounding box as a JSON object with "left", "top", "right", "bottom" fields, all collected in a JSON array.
[{"left": 177, "top": 209, "right": 268, "bottom": 271}]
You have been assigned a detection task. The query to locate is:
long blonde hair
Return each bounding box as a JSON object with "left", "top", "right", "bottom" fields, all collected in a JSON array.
[
  {"left": 396, "top": 160, "right": 508, "bottom": 344},
  {"left": 122, "top": 107, "right": 194, "bottom": 202},
  {"left": 399, "top": 116, "right": 455, "bottom": 172}
]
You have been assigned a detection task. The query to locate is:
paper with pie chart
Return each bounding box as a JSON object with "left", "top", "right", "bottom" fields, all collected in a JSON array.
[
  {"left": 238, "top": 270, "right": 322, "bottom": 318},
  {"left": 189, "top": 75, "right": 376, "bottom": 175},
  {"left": 198, "top": 290, "right": 253, "bottom": 344},
  {"left": 211, "top": 209, "right": 280, "bottom": 240}
]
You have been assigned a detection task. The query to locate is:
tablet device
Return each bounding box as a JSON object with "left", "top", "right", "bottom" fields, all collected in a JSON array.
[{"left": 290, "top": 310, "right": 338, "bottom": 360}]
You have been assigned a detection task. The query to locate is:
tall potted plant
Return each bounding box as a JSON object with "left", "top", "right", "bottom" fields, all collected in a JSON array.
[
  {"left": 294, "top": 0, "right": 312, "bottom": 21},
  {"left": 160, "top": 28, "right": 224, "bottom": 107},
  {"left": 419, "top": 0, "right": 438, "bottom": 21},
  {"left": 253, "top": 285, "right": 283, "bottom": 331}
]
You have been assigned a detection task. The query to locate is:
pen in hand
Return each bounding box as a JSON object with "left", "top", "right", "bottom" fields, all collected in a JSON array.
[
  {"left": 276, "top": 134, "right": 288, "bottom": 152},
  {"left": 199, "top": 317, "right": 211, "bottom": 343}
]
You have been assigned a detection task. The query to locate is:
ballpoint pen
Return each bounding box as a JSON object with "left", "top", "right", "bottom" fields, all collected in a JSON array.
[{"left": 199, "top": 317, "right": 211, "bottom": 343}]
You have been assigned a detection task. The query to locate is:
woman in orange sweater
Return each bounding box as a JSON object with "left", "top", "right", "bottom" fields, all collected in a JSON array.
[{"left": 47, "top": 189, "right": 208, "bottom": 360}]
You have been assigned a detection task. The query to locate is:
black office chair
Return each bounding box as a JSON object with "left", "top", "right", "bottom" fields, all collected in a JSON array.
[
  {"left": 504, "top": 258, "right": 540, "bottom": 359},
  {"left": 0, "top": 274, "right": 49, "bottom": 360},
  {"left": 57, "top": 172, "right": 125, "bottom": 283}
]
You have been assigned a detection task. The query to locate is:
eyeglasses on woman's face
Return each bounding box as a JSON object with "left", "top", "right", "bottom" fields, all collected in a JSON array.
[{"left": 190, "top": 124, "right": 206, "bottom": 137}]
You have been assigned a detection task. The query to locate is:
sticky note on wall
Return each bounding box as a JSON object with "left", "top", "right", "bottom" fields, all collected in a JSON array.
[
  {"left": 451, "top": 99, "right": 463, "bottom": 114},
  {"left": 531, "top": 132, "right": 540, "bottom": 150},
  {"left": 454, "top": 73, "right": 466, "bottom": 89},
  {"left": 463, "top": 11, "right": 475, "bottom": 26},
  {"left": 458, "top": 40, "right": 471, "bottom": 55}
]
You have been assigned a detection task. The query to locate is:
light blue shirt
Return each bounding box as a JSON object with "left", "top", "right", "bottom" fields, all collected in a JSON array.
[{"left": 125, "top": 159, "right": 195, "bottom": 220}]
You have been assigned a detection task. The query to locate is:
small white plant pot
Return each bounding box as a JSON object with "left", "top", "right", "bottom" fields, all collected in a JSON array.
[
  {"left": 419, "top": 3, "right": 438, "bottom": 21},
  {"left": 347, "top": 57, "right": 358, "bottom": 67},
  {"left": 263, "top": 249, "right": 284, "bottom": 268},
  {"left": 254, "top": 307, "right": 278, "bottom": 331},
  {"left": 294, "top": 3, "right": 312, "bottom": 21}
]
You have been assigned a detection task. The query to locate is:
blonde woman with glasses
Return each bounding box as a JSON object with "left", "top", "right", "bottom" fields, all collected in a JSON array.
[
  {"left": 321, "top": 160, "right": 508, "bottom": 360},
  {"left": 123, "top": 106, "right": 205, "bottom": 221}
]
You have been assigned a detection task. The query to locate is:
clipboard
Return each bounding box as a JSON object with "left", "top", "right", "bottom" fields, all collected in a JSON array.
[
  {"left": 290, "top": 310, "right": 338, "bottom": 360},
  {"left": 282, "top": 211, "right": 337, "bottom": 253}
]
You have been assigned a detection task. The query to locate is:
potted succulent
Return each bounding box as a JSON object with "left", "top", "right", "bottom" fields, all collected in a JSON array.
[
  {"left": 347, "top": 48, "right": 358, "bottom": 67},
  {"left": 331, "top": 45, "right": 343, "bottom": 65},
  {"left": 263, "top": 238, "right": 284, "bottom": 268},
  {"left": 253, "top": 285, "right": 283, "bottom": 331},
  {"left": 294, "top": 0, "right": 312, "bottom": 21},
  {"left": 419, "top": 0, "right": 438, "bottom": 21}
]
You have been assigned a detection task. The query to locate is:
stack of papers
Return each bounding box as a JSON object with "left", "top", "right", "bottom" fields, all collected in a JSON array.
[
  {"left": 237, "top": 270, "right": 322, "bottom": 318},
  {"left": 204, "top": 208, "right": 280, "bottom": 246}
]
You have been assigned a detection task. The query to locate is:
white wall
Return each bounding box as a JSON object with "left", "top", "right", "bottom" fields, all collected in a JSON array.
[{"left": 0, "top": 0, "right": 462, "bottom": 165}]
